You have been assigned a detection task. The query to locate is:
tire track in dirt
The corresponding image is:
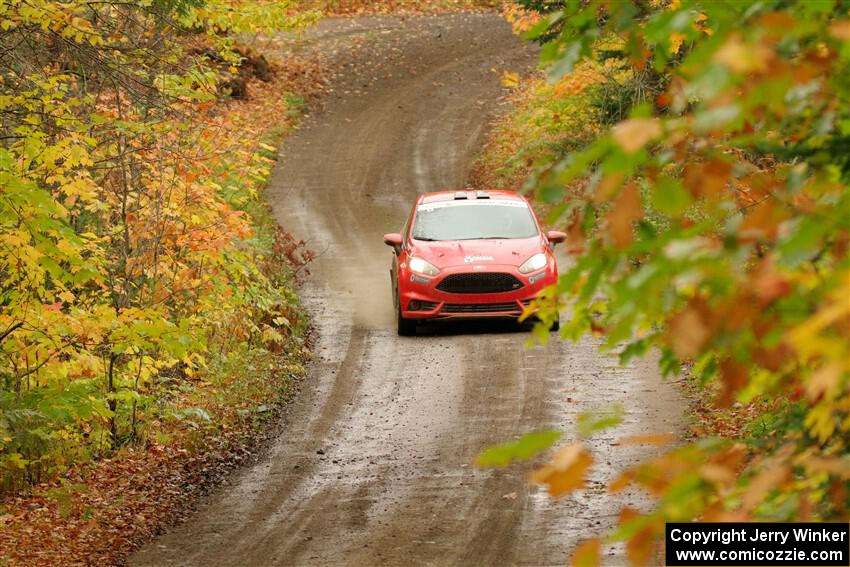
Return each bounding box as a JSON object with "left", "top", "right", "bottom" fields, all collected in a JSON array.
[{"left": 130, "top": 14, "right": 684, "bottom": 567}]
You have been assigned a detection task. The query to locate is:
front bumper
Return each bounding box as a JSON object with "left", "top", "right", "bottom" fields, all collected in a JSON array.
[{"left": 398, "top": 262, "right": 556, "bottom": 320}]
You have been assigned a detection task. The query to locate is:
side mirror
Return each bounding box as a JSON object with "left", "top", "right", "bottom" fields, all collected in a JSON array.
[
  {"left": 383, "top": 233, "right": 403, "bottom": 249},
  {"left": 547, "top": 230, "right": 567, "bottom": 245}
]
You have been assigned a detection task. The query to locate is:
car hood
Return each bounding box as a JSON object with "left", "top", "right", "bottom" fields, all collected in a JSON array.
[{"left": 410, "top": 237, "right": 544, "bottom": 269}]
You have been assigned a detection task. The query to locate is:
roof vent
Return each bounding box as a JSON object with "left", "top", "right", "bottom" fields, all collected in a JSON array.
[
  {"left": 476, "top": 190, "right": 490, "bottom": 199},
  {"left": 454, "top": 191, "right": 468, "bottom": 200}
]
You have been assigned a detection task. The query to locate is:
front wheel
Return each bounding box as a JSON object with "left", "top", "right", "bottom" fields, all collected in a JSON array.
[{"left": 396, "top": 293, "right": 416, "bottom": 336}]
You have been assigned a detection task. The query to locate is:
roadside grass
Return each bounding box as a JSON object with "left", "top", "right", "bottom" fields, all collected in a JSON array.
[{"left": 472, "top": 74, "right": 601, "bottom": 191}]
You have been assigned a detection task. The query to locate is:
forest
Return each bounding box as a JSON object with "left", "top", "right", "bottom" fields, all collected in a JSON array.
[{"left": 1, "top": 0, "right": 849, "bottom": 565}]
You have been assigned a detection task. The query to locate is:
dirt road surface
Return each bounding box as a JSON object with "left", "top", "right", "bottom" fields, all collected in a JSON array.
[{"left": 130, "top": 14, "right": 683, "bottom": 567}]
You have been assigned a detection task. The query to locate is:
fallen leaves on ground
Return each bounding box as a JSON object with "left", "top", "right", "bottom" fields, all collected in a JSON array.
[{"left": 300, "top": 0, "right": 498, "bottom": 16}]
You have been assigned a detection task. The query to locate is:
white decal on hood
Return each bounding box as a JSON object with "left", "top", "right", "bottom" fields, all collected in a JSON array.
[{"left": 464, "top": 255, "right": 494, "bottom": 263}]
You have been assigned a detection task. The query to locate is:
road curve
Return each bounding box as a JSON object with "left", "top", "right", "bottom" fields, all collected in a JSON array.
[{"left": 130, "top": 14, "right": 684, "bottom": 567}]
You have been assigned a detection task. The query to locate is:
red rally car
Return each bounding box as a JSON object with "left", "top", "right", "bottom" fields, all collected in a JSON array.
[{"left": 383, "top": 189, "right": 565, "bottom": 336}]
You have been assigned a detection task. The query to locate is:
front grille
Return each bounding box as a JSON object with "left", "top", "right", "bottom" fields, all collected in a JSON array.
[
  {"left": 436, "top": 272, "right": 524, "bottom": 294},
  {"left": 442, "top": 302, "right": 520, "bottom": 314}
]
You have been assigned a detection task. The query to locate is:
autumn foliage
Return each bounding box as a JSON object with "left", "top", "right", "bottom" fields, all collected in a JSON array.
[
  {"left": 484, "top": 1, "right": 850, "bottom": 565},
  {"left": 0, "top": 0, "right": 319, "bottom": 497}
]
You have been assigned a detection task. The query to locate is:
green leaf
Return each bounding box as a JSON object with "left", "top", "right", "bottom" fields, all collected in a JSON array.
[
  {"left": 651, "top": 177, "right": 691, "bottom": 216},
  {"left": 475, "top": 430, "right": 562, "bottom": 467},
  {"left": 538, "top": 183, "right": 566, "bottom": 203},
  {"left": 548, "top": 40, "right": 584, "bottom": 81},
  {"left": 577, "top": 404, "right": 624, "bottom": 438}
]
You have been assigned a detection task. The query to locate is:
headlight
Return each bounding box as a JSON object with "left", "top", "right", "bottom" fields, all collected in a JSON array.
[
  {"left": 408, "top": 256, "right": 440, "bottom": 277},
  {"left": 519, "top": 253, "right": 547, "bottom": 274}
]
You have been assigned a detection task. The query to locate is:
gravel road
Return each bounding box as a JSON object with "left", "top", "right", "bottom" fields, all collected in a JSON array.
[{"left": 130, "top": 13, "right": 683, "bottom": 567}]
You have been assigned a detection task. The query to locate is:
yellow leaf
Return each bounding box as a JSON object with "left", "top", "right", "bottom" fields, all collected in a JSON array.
[
  {"left": 806, "top": 362, "right": 843, "bottom": 401},
  {"left": 529, "top": 443, "right": 592, "bottom": 498},
  {"left": 669, "top": 32, "right": 685, "bottom": 55},
  {"left": 501, "top": 70, "right": 520, "bottom": 89}
]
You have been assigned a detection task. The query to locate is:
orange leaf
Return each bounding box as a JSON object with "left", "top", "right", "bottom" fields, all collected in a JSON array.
[
  {"left": 571, "top": 538, "right": 601, "bottom": 567},
  {"left": 699, "top": 463, "right": 736, "bottom": 486},
  {"left": 702, "top": 159, "right": 732, "bottom": 196},
  {"left": 667, "top": 297, "right": 716, "bottom": 355},
  {"left": 751, "top": 344, "right": 787, "bottom": 371},
  {"left": 804, "top": 457, "right": 850, "bottom": 478},
  {"left": 742, "top": 465, "right": 788, "bottom": 512},
  {"left": 628, "top": 524, "right": 659, "bottom": 567},
  {"left": 606, "top": 182, "right": 642, "bottom": 248},
  {"left": 740, "top": 200, "right": 786, "bottom": 241},
  {"left": 828, "top": 20, "right": 850, "bottom": 41},
  {"left": 667, "top": 307, "right": 710, "bottom": 360},
  {"left": 612, "top": 118, "right": 661, "bottom": 154},
  {"left": 617, "top": 508, "right": 660, "bottom": 566},
  {"left": 594, "top": 172, "right": 624, "bottom": 203},
  {"left": 529, "top": 443, "right": 593, "bottom": 498},
  {"left": 609, "top": 469, "right": 635, "bottom": 493},
  {"left": 713, "top": 34, "right": 770, "bottom": 73},
  {"left": 751, "top": 259, "right": 792, "bottom": 305},
  {"left": 620, "top": 506, "right": 640, "bottom": 523},
  {"left": 718, "top": 358, "right": 748, "bottom": 407},
  {"left": 618, "top": 433, "right": 676, "bottom": 446},
  {"left": 565, "top": 211, "right": 586, "bottom": 255},
  {"left": 758, "top": 12, "right": 796, "bottom": 32},
  {"left": 684, "top": 160, "right": 732, "bottom": 198}
]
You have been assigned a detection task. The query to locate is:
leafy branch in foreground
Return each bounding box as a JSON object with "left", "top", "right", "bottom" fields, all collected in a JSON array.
[{"left": 497, "top": 0, "right": 849, "bottom": 564}]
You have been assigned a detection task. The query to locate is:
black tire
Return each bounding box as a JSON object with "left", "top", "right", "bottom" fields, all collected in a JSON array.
[{"left": 396, "top": 293, "right": 416, "bottom": 336}]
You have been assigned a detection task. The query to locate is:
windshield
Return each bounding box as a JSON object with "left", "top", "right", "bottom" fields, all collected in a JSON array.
[{"left": 411, "top": 200, "right": 538, "bottom": 241}]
